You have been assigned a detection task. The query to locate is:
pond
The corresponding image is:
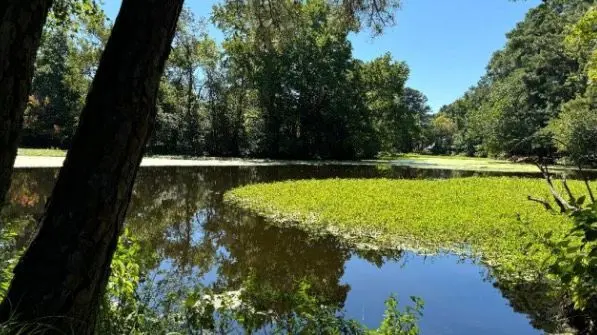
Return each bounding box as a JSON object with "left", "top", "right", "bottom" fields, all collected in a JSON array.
[{"left": 2, "top": 165, "right": 574, "bottom": 334}]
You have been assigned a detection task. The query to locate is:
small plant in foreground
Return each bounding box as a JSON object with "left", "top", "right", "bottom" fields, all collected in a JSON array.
[{"left": 373, "top": 295, "right": 423, "bottom": 335}]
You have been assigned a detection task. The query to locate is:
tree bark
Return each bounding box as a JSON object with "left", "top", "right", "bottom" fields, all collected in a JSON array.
[
  {"left": 0, "top": 0, "right": 53, "bottom": 212},
  {"left": 0, "top": 0, "right": 184, "bottom": 333}
]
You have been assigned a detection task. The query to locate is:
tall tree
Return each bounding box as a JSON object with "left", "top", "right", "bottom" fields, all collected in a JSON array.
[
  {"left": 164, "top": 8, "right": 208, "bottom": 155},
  {"left": 0, "top": 0, "right": 54, "bottom": 210},
  {"left": 359, "top": 53, "right": 410, "bottom": 153},
  {"left": 213, "top": 0, "right": 382, "bottom": 159},
  {"left": 548, "top": 5, "right": 597, "bottom": 164},
  {"left": 0, "top": 0, "right": 184, "bottom": 333},
  {"left": 397, "top": 88, "right": 432, "bottom": 152}
]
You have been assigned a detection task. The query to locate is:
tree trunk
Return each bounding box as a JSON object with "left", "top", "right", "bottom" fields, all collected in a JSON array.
[
  {"left": 0, "top": 0, "right": 183, "bottom": 333},
  {"left": 0, "top": 0, "right": 53, "bottom": 211}
]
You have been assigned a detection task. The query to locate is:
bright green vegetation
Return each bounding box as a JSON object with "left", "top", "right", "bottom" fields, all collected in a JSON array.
[
  {"left": 17, "top": 148, "right": 66, "bottom": 157},
  {"left": 225, "top": 177, "right": 595, "bottom": 275},
  {"left": 392, "top": 153, "right": 499, "bottom": 161}
]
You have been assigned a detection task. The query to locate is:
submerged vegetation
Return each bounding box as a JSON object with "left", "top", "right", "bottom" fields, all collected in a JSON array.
[{"left": 225, "top": 177, "right": 595, "bottom": 275}]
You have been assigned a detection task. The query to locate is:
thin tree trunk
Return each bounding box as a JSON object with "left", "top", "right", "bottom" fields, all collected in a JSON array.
[
  {"left": 0, "top": 0, "right": 183, "bottom": 333},
  {"left": 186, "top": 58, "right": 195, "bottom": 154},
  {"left": 0, "top": 0, "right": 53, "bottom": 211}
]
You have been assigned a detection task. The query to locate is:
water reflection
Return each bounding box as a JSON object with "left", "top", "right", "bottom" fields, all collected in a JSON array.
[{"left": 1, "top": 165, "right": 573, "bottom": 334}]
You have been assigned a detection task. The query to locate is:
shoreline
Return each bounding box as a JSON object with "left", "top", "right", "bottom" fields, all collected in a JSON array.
[{"left": 13, "top": 155, "right": 592, "bottom": 174}]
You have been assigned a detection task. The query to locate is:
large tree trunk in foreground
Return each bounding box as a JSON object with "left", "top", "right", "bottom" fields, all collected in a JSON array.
[
  {"left": 0, "top": 0, "right": 53, "bottom": 211},
  {"left": 0, "top": 0, "right": 183, "bottom": 333}
]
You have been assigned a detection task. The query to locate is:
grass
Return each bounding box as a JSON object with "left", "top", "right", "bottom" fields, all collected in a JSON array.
[
  {"left": 385, "top": 153, "right": 497, "bottom": 161},
  {"left": 376, "top": 154, "right": 542, "bottom": 172},
  {"left": 17, "top": 148, "right": 66, "bottom": 157},
  {"left": 225, "top": 177, "right": 595, "bottom": 276},
  {"left": 375, "top": 153, "right": 595, "bottom": 173}
]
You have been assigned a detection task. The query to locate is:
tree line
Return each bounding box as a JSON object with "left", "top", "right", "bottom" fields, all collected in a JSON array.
[
  {"left": 429, "top": 0, "right": 596, "bottom": 165},
  {"left": 22, "top": 1, "right": 432, "bottom": 160}
]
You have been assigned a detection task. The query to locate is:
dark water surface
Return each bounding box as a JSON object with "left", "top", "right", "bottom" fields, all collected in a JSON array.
[{"left": 3, "top": 165, "right": 568, "bottom": 334}]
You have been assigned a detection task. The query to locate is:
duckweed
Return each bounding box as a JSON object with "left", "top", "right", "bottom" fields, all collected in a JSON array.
[{"left": 225, "top": 177, "right": 595, "bottom": 275}]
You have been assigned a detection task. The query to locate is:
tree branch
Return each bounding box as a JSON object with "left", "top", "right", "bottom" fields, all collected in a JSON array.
[
  {"left": 535, "top": 162, "right": 575, "bottom": 213},
  {"left": 527, "top": 195, "right": 554, "bottom": 211},
  {"left": 577, "top": 162, "right": 595, "bottom": 203}
]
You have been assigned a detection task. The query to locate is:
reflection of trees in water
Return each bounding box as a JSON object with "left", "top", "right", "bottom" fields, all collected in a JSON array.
[
  {"left": 494, "top": 278, "right": 572, "bottom": 333},
  {"left": 1, "top": 169, "right": 58, "bottom": 250},
  {"left": 207, "top": 210, "right": 352, "bottom": 312},
  {"left": 123, "top": 168, "right": 356, "bottom": 330},
  {"left": 1, "top": 165, "right": 578, "bottom": 332}
]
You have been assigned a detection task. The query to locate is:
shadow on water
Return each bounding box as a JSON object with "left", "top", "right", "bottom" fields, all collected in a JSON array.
[{"left": 2, "top": 165, "right": 582, "bottom": 334}]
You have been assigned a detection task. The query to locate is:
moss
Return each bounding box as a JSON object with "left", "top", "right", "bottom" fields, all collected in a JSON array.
[{"left": 225, "top": 177, "right": 595, "bottom": 276}]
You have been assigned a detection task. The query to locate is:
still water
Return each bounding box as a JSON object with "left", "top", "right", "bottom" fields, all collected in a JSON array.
[{"left": 3, "top": 165, "right": 567, "bottom": 334}]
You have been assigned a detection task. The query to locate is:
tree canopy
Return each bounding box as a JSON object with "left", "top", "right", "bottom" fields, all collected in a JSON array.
[
  {"left": 431, "top": 0, "right": 596, "bottom": 164},
  {"left": 22, "top": 0, "right": 431, "bottom": 160}
]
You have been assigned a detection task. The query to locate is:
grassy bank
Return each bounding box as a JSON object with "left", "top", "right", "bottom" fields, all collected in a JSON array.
[
  {"left": 17, "top": 148, "right": 66, "bottom": 157},
  {"left": 378, "top": 154, "right": 597, "bottom": 173},
  {"left": 225, "top": 177, "right": 594, "bottom": 275},
  {"left": 379, "top": 154, "right": 547, "bottom": 173}
]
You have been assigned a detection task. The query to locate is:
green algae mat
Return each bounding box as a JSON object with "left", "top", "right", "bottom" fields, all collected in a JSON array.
[{"left": 225, "top": 177, "right": 596, "bottom": 275}]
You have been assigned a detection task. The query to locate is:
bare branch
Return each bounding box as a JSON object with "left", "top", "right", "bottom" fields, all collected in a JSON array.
[
  {"left": 577, "top": 162, "right": 595, "bottom": 203},
  {"left": 561, "top": 175, "right": 576, "bottom": 204},
  {"left": 528, "top": 195, "right": 554, "bottom": 211},
  {"left": 535, "top": 161, "right": 576, "bottom": 213}
]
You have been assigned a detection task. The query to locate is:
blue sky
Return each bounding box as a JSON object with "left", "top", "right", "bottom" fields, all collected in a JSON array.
[{"left": 102, "top": 0, "right": 540, "bottom": 112}]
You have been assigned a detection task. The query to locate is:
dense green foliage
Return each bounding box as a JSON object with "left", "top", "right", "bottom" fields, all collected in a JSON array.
[
  {"left": 23, "top": 0, "right": 431, "bottom": 160},
  {"left": 430, "top": 0, "right": 596, "bottom": 162},
  {"left": 21, "top": 5, "right": 109, "bottom": 149},
  {"left": 544, "top": 200, "right": 597, "bottom": 316},
  {"left": 155, "top": 0, "right": 431, "bottom": 159},
  {"left": 521, "top": 172, "right": 597, "bottom": 330},
  {"left": 25, "top": 0, "right": 595, "bottom": 161},
  {"left": 225, "top": 178, "right": 597, "bottom": 274}
]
